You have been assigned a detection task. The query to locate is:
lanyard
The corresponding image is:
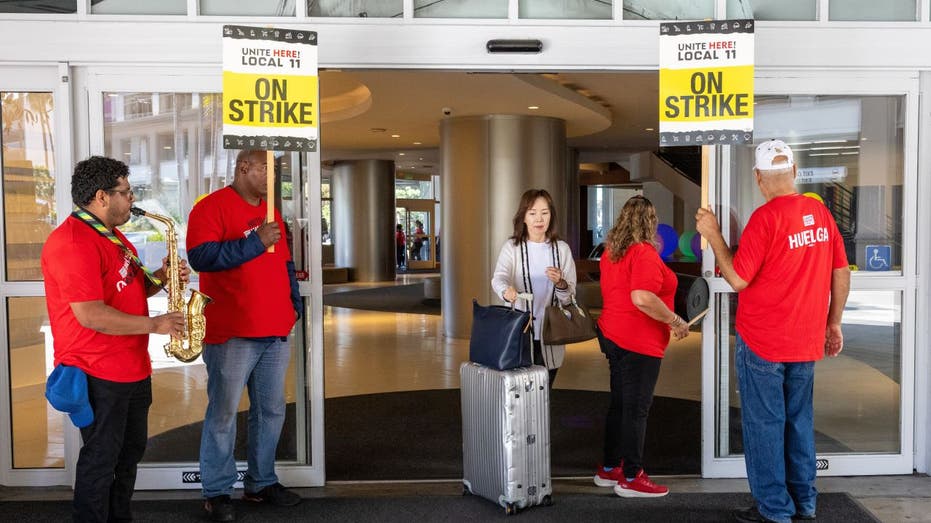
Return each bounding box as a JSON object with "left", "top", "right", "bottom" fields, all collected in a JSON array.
[{"left": 72, "top": 209, "right": 162, "bottom": 287}]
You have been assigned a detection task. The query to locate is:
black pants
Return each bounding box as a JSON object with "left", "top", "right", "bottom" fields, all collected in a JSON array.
[
  {"left": 597, "top": 329, "right": 662, "bottom": 479},
  {"left": 74, "top": 375, "right": 152, "bottom": 523},
  {"left": 531, "top": 340, "right": 558, "bottom": 388}
]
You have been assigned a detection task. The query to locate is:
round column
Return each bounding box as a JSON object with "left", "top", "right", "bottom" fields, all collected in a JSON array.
[
  {"left": 441, "top": 115, "right": 569, "bottom": 338},
  {"left": 332, "top": 159, "right": 396, "bottom": 282}
]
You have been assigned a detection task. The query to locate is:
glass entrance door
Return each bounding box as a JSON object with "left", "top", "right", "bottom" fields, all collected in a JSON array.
[
  {"left": 83, "top": 68, "right": 324, "bottom": 489},
  {"left": 396, "top": 199, "right": 437, "bottom": 271},
  {"left": 701, "top": 73, "right": 917, "bottom": 477},
  {"left": 0, "top": 65, "right": 74, "bottom": 487}
]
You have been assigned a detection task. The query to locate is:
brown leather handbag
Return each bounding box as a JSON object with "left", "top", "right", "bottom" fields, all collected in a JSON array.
[{"left": 542, "top": 295, "right": 597, "bottom": 345}]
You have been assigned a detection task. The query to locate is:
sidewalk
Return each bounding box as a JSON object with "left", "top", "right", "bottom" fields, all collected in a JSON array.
[{"left": 2, "top": 475, "right": 929, "bottom": 522}]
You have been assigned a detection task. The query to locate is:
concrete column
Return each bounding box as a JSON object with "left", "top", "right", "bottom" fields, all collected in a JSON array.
[
  {"left": 332, "top": 159, "right": 396, "bottom": 282},
  {"left": 441, "top": 115, "right": 570, "bottom": 339}
]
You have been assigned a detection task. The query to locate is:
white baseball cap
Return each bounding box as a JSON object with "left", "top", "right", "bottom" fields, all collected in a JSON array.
[{"left": 754, "top": 139, "right": 795, "bottom": 171}]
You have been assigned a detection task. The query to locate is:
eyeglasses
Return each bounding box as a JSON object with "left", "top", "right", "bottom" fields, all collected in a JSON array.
[{"left": 107, "top": 188, "right": 134, "bottom": 198}]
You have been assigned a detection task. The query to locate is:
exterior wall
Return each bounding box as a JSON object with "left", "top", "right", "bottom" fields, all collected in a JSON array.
[{"left": 1, "top": 10, "right": 928, "bottom": 476}]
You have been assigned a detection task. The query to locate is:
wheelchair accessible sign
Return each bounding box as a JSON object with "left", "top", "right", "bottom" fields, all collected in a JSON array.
[{"left": 865, "top": 245, "right": 891, "bottom": 271}]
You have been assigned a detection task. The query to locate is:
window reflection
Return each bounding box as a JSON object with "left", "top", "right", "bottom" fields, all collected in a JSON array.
[
  {"left": 309, "top": 0, "right": 402, "bottom": 17},
  {"left": 102, "top": 92, "right": 303, "bottom": 465},
  {"left": 1, "top": 91, "right": 57, "bottom": 281},
  {"left": 623, "top": 0, "right": 712, "bottom": 20},
  {"left": 728, "top": 95, "right": 904, "bottom": 273},
  {"left": 830, "top": 0, "right": 917, "bottom": 21},
  {"left": 520, "top": 0, "right": 612, "bottom": 19},
  {"left": 726, "top": 0, "right": 816, "bottom": 21},
  {"left": 414, "top": 0, "right": 507, "bottom": 19},
  {"left": 103, "top": 92, "right": 234, "bottom": 274},
  {"left": 201, "top": 0, "right": 295, "bottom": 16},
  {"left": 0, "top": 0, "right": 75, "bottom": 13},
  {"left": 91, "top": 0, "right": 186, "bottom": 15},
  {"left": 7, "top": 297, "right": 62, "bottom": 469},
  {"left": 718, "top": 290, "right": 901, "bottom": 456}
]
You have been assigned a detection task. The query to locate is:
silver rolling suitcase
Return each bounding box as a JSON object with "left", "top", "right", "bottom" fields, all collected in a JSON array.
[{"left": 460, "top": 361, "right": 552, "bottom": 515}]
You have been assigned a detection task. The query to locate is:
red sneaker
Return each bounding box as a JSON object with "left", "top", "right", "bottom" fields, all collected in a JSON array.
[
  {"left": 593, "top": 462, "right": 624, "bottom": 487},
  {"left": 613, "top": 469, "right": 669, "bottom": 498}
]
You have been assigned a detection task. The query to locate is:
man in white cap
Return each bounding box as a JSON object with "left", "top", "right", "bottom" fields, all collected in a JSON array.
[{"left": 695, "top": 140, "right": 850, "bottom": 523}]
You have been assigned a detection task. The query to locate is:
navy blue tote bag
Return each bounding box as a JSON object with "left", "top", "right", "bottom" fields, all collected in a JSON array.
[{"left": 468, "top": 299, "right": 533, "bottom": 370}]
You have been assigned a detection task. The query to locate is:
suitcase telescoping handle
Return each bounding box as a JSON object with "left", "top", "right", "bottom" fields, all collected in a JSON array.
[{"left": 512, "top": 293, "right": 536, "bottom": 365}]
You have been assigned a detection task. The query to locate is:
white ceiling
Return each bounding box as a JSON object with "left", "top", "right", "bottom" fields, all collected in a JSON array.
[{"left": 318, "top": 70, "right": 660, "bottom": 171}]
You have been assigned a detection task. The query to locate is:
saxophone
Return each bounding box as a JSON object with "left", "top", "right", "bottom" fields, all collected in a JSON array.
[{"left": 131, "top": 207, "right": 211, "bottom": 363}]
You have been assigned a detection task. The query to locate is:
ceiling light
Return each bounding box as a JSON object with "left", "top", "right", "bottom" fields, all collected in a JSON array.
[
  {"left": 369, "top": 128, "right": 386, "bottom": 133},
  {"left": 413, "top": 141, "right": 422, "bottom": 145},
  {"left": 419, "top": 157, "right": 424, "bottom": 161},
  {"left": 163, "top": 146, "right": 172, "bottom": 150},
  {"left": 391, "top": 134, "right": 400, "bottom": 138},
  {"left": 399, "top": 153, "right": 405, "bottom": 156},
  {"left": 645, "top": 127, "right": 654, "bottom": 131},
  {"left": 528, "top": 106, "right": 539, "bottom": 110}
]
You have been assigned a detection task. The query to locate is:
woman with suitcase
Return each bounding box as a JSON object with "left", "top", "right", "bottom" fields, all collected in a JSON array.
[{"left": 491, "top": 188, "right": 576, "bottom": 386}]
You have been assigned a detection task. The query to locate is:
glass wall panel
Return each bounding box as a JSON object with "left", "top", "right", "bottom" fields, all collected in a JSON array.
[
  {"left": 1, "top": 91, "right": 57, "bottom": 281},
  {"left": 830, "top": 0, "right": 916, "bottom": 21},
  {"left": 102, "top": 92, "right": 303, "bottom": 465},
  {"left": 726, "top": 0, "right": 816, "bottom": 21},
  {"left": 91, "top": 0, "right": 186, "bottom": 15},
  {"left": 308, "top": 0, "right": 402, "bottom": 17},
  {"left": 395, "top": 176, "right": 433, "bottom": 200},
  {"left": 414, "top": 0, "right": 507, "bottom": 19},
  {"left": 622, "top": 0, "right": 712, "bottom": 20},
  {"left": 729, "top": 95, "right": 904, "bottom": 273},
  {"left": 716, "top": 290, "right": 902, "bottom": 456},
  {"left": 201, "top": 0, "right": 295, "bottom": 16},
  {"left": 0, "top": 0, "right": 75, "bottom": 13},
  {"left": 7, "top": 297, "right": 62, "bottom": 468},
  {"left": 519, "top": 0, "right": 612, "bottom": 20},
  {"left": 321, "top": 178, "right": 332, "bottom": 245}
]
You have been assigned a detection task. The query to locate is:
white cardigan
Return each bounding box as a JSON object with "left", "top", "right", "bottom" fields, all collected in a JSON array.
[{"left": 490, "top": 238, "right": 578, "bottom": 370}]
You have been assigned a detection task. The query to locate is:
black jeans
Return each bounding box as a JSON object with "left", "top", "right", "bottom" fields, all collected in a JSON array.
[
  {"left": 74, "top": 375, "right": 152, "bottom": 523},
  {"left": 597, "top": 329, "right": 662, "bottom": 479},
  {"left": 531, "top": 340, "right": 558, "bottom": 388}
]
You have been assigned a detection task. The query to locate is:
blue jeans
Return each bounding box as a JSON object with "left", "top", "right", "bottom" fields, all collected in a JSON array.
[
  {"left": 200, "top": 337, "right": 290, "bottom": 498},
  {"left": 736, "top": 335, "right": 817, "bottom": 523}
]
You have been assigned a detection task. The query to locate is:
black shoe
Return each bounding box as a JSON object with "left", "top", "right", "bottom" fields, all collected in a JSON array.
[
  {"left": 243, "top": 482, "right": 301, "bottom": 506},
  {"left": 734, "top": 506, "right": 778, "bottom": 523},
  {"left": 793, "top": 514, "right": 816, "bottom": 521},
  {"left": 204, "top": 495, "right": 235, "bottom": 522}
]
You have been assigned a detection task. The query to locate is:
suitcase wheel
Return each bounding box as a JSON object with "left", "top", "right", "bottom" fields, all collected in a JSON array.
[
  {"left": 542, "top": 495, "right": 553, "bottom": 506},
  {"left": 505, "top": 502, "right": 518, "bottom": 516},
  {"left": 462, "top": 485, "right": 471, "bottom": 496}
]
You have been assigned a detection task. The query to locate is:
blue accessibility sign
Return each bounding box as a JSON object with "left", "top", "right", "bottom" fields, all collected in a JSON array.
[{"left": 865, "top": 245, "right": 891, "bottom": 271}]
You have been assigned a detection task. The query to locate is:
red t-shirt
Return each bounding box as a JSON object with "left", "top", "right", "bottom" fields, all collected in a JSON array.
[
  {"left": 186, "top": 187, "right": 296, "bottom": 343},
  {"left": 41, "top": 215, "right": 151, "bottom": 382},
  {"left": 733, "top": 193, "right": 848, "bottom": 362},
  {"left": 597, "top": 242, "right": 678, "bottom": 358}
]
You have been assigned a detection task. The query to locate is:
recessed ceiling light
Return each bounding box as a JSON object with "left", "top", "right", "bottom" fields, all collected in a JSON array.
[
  {"left": 419, "top": 157, "right": 424, "bottom": 161},
  {"left": 413, "top": 142, "right": 422, "bottom": 145},
  {"left": 391, "top": 134, "right": 400, "bottom": 138},
  {"left": 370, "top": 128, "right": 386, "bottom": 133},
  {"left": 163, "top": 146, "right": 172, "bottom": 150},
  {"left": 528, "top": 106, "right": 539, "bottom": 110},
  {"left": 645, "top": 128, "right": 655, "bottom": 131},
  {"left": 399, "top": 153, "right": 405, "bottom": 156}
]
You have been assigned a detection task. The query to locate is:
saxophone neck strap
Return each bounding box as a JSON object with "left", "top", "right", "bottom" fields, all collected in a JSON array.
[{"left": 72, "top": 209, "right": 162, "bottom": 287}]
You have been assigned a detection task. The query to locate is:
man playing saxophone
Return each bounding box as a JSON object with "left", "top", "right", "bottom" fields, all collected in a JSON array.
[
  {"left": 187, "top": 149, "right": 302, "bottom": 521},
  {"left": 41, "top": 156, "right": 187, "bottom": 522}
]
